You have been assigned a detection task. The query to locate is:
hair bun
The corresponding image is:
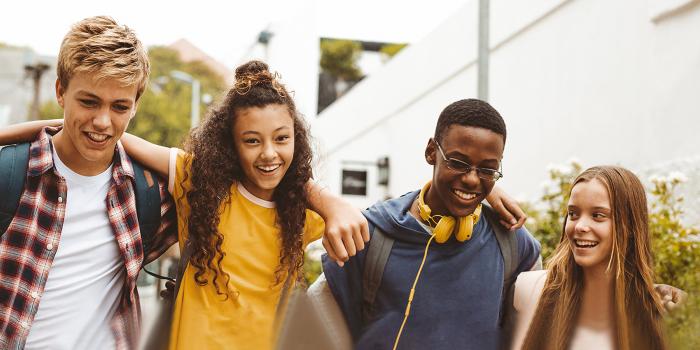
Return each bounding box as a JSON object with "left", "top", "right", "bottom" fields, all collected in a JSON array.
[{"left": 235, "top": 60, "right": 270, "bottom": 80}]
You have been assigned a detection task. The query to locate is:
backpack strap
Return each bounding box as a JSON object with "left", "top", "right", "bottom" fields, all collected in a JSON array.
[
  {"left": 361, "top": 227, "right": 394, "bottom": 324},
  {"left": 0, "top": 143, "right": 30, "bottom": 236},
  {"left": 481, "top": 205, "right": 519, "bottom": 329},
  {"left": 131, "top": 160, "right": 163, "bottom": 257},
  {"left": 173, "top": 240, "right": 194, "bottom": 299}
]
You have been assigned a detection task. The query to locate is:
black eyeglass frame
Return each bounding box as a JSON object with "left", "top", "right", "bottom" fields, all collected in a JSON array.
[{"left": 434, "top": 140, "right": 503, "bottom": 181}]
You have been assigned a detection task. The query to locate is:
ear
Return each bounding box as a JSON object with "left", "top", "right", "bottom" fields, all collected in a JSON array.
[
  {"left": 55, "top": 79, "right": 65, "bottom": 108},
  {"left": 130, "top": 102, "right": 138, "bottom": 119},
  {"left": 425, "top": 138, "right": 436, "bottom": 165}
]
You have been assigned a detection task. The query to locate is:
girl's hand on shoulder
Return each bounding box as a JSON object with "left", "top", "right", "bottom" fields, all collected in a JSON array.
[
  {"left": 486, "top": 186, "right": 527, "bottom": 231},
  {"left": 320, "top": 203, "right": 369, "bottom": 268}
]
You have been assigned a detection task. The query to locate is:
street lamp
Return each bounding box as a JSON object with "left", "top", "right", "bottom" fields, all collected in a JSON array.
[
  {"left": 23, "top": 50, "right": 50, "bottom": 121},
  {"left": 169, "top": 70, "right": 201, "bottom": 129}
]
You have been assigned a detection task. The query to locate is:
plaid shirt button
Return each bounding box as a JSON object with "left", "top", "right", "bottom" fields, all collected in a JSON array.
[
  {"left": 58, "top": 196, "right": 63, "bottom": 203},
  {"left": 31, "top": 291, "right": 40, "bottom": 299},
  {"left": 21, "top": 321, "right": 29, "bottom": 329},
  {"left": 47, "top": 243, "right": 54, "bottom": 251}
]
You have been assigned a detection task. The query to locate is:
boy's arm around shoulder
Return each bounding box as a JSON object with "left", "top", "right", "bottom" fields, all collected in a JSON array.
[
  {"left": 0, "top": 119, "right": 62, "bottom": 145},
  {"left": 120, "top": 133, "right": 172, "bottom": 179}
]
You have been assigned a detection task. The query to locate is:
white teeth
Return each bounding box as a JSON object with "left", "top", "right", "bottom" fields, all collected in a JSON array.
[
  {"left": 574, "top": 239, "right": 599, "bottom": 248},
  {"left": 453, "top": 189, "right": 477, "bottom": 200},
  {"left": 256, "top": 164, "right": 281, "bottom": 172},
  {"left": 87, "top": 132, "right": 109, "bottom": 142}
]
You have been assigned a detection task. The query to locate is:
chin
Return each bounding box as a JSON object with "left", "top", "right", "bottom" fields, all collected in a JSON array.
[
  {"left": 78, "top": 150, "right": 109, "bottom": 162},
  {"left": 447, "top": 204, "right": 477, "bottom": 217},
  {"left": 572, "top": 255, "right": 606, "bottom": 269}
]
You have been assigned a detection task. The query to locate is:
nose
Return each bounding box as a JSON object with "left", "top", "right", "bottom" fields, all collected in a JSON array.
[
  {"left": 460, "top": 168, "right": 481, "bottom": 187},
  {"left": 92, "top": 108, "right": 111, "bottom": 130},
  {"left": 260, "top": 142, "right": 278, "bottom": 161},
  {"left": 574, "top": 217, "right": 591, "bottom": 233}
]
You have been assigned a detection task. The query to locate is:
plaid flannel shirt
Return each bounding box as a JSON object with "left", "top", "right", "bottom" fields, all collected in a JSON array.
[{"left": 0, "top": 127, "right": 177, "bottom": 349}]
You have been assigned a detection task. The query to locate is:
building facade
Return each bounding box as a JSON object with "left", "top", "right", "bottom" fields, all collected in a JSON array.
[{"left": 311, "top": 0, "right": 700, "bottom": 210}]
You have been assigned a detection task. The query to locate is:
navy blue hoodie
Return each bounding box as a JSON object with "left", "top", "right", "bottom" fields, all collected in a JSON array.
[{"left": 323, "top": 190, "right": 540, "bottom": 350}]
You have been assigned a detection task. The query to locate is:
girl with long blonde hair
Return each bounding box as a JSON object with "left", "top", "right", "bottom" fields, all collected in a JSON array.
[{"left": 511, "top": 166, "right": 666, "bottom": 350}]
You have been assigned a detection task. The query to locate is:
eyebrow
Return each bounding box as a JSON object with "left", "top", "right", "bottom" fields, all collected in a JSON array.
[
  {"left": 446, "top": 152, "right": 500, "bottom": 165},
  {"left": 567, "top": 205, "right": 611, "bottom": 211},
  {"left": 241, "top": 126, "right": 291, "bottom": 135},
  {"left": 76, "top": 91, "right": 133, "bottom": 104}
]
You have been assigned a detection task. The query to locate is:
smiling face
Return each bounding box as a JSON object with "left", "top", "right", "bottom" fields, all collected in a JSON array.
[
  {"left": 424, "top": 125, "right": 504, "bottom": 217},
  {"left": 232, "top": 104, "right": 294, "bottom": 201},
  {"left": 53, "top": 72, "right": 138, "bottom": 176},
  {"left": 565, "top": 178, "right": 614, "bottom": 272}
]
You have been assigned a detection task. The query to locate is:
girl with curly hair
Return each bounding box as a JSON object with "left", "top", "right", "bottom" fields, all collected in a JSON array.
[
  {"left": 119, "top": 60, "right": 366, "bottom": 349},
  {"left": 510, "top": 166, "right": 671, "bottom": 350}
]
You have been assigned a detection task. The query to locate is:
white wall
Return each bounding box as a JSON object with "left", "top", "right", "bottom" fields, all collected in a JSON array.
[
  {"left": 238, "top": 0, "right": 320, "bottom": 120},
  {"left": 312, "top": 0, "right": 700, "bottom": 209}
]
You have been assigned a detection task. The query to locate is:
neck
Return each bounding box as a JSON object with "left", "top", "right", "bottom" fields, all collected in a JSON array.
[
  {"left": 579, "top": 264, "right": 614, "bottom": 330},
  {"left": 410, "top": 197, "right": 426, "bottom": 223},
  {"left": 582, "top": 262, "right": 613, "bottom": 287},
  {"left": 52, "top": 130, "right": 112, "bottom": 176}
]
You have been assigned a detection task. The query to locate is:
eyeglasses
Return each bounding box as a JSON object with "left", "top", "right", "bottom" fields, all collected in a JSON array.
[{"left": 434, "top": 140, "right": 503, "bottom": 181}]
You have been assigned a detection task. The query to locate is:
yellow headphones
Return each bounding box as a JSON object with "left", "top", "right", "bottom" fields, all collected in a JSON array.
[{"left": 417, "top": 181, "right": 481, "bottom": 243}]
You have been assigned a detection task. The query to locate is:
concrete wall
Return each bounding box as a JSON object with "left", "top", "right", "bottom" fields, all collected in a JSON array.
[{"left": 312, "top": 0, "right": 700, "bottom": 209}]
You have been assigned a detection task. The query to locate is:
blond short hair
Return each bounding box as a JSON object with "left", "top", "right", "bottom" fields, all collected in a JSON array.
[{"left": 57, "top": 16, "right": 150, "bottom": 100}]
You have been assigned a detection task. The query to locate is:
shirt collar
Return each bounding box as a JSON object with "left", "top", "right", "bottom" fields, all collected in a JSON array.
[{"left": 28, "top": 126, "right": 135, "bottom": 182}]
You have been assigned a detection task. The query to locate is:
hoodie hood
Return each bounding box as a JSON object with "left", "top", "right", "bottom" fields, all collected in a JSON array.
[
  {"left": 363, "top": 190, "right": 436, "bottom": 244},
  {"left": 363, "top": 190, "right": 427, "bottom": 242}
]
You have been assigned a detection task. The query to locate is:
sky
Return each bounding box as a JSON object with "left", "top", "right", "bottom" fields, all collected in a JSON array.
[{"left": 0, "top": 0, "right": 469, "bottom": 68}]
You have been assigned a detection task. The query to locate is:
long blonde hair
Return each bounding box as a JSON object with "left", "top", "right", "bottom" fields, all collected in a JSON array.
[{"left": 522, "top": 166, "right": 666, "bottom": 350}]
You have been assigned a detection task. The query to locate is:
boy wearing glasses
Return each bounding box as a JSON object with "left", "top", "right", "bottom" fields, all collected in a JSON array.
[{"left": 321, "top": 99, "right": 541, "bottom": 349}]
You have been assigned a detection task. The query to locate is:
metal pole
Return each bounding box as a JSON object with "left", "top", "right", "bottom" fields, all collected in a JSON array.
[
  {"left": 191, "top": 79, "right": 200, "bottom": 129},
  {"left": 477, "top": 0, "right": 490, "bottom": 101},
  {"left": 25, "top": 63, "right": 50, "bottom": 120}
]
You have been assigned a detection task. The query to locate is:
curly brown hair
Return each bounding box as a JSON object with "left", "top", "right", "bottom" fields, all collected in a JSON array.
[{"left": 180, "top": 60, "right": 313, "bottom": 298}]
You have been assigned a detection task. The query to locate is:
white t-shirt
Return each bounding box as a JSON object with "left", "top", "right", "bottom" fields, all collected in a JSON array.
[
  {"left": 24, "top": 146, "right": 125, "bottom": 350},
  {"left": 511, "top": 270, "right": 614, "bottom": 350}
]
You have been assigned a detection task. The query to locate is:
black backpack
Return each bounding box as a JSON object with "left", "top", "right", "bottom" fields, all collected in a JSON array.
[{"left": 0, "top": 143, "right": 164, "bottom": 259}]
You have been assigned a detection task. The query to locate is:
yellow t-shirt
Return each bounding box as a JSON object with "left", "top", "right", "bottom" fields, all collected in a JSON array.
[{"left": 168, "top": 152, "right": 325, "bottom": 350}]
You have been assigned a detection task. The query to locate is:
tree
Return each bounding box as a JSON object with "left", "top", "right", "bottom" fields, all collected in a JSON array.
[
  {"left": 39, "top": 100, "right": 63, "bottom": 120},
  {"left": 127, "top": 46, "right": 226, "bottom": 147},
  {"left": 320, "top": 39, "right": 362, "bottom": 81},
  {"left": 648, "top": 174, "right": 700, "bottom": 349}
]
